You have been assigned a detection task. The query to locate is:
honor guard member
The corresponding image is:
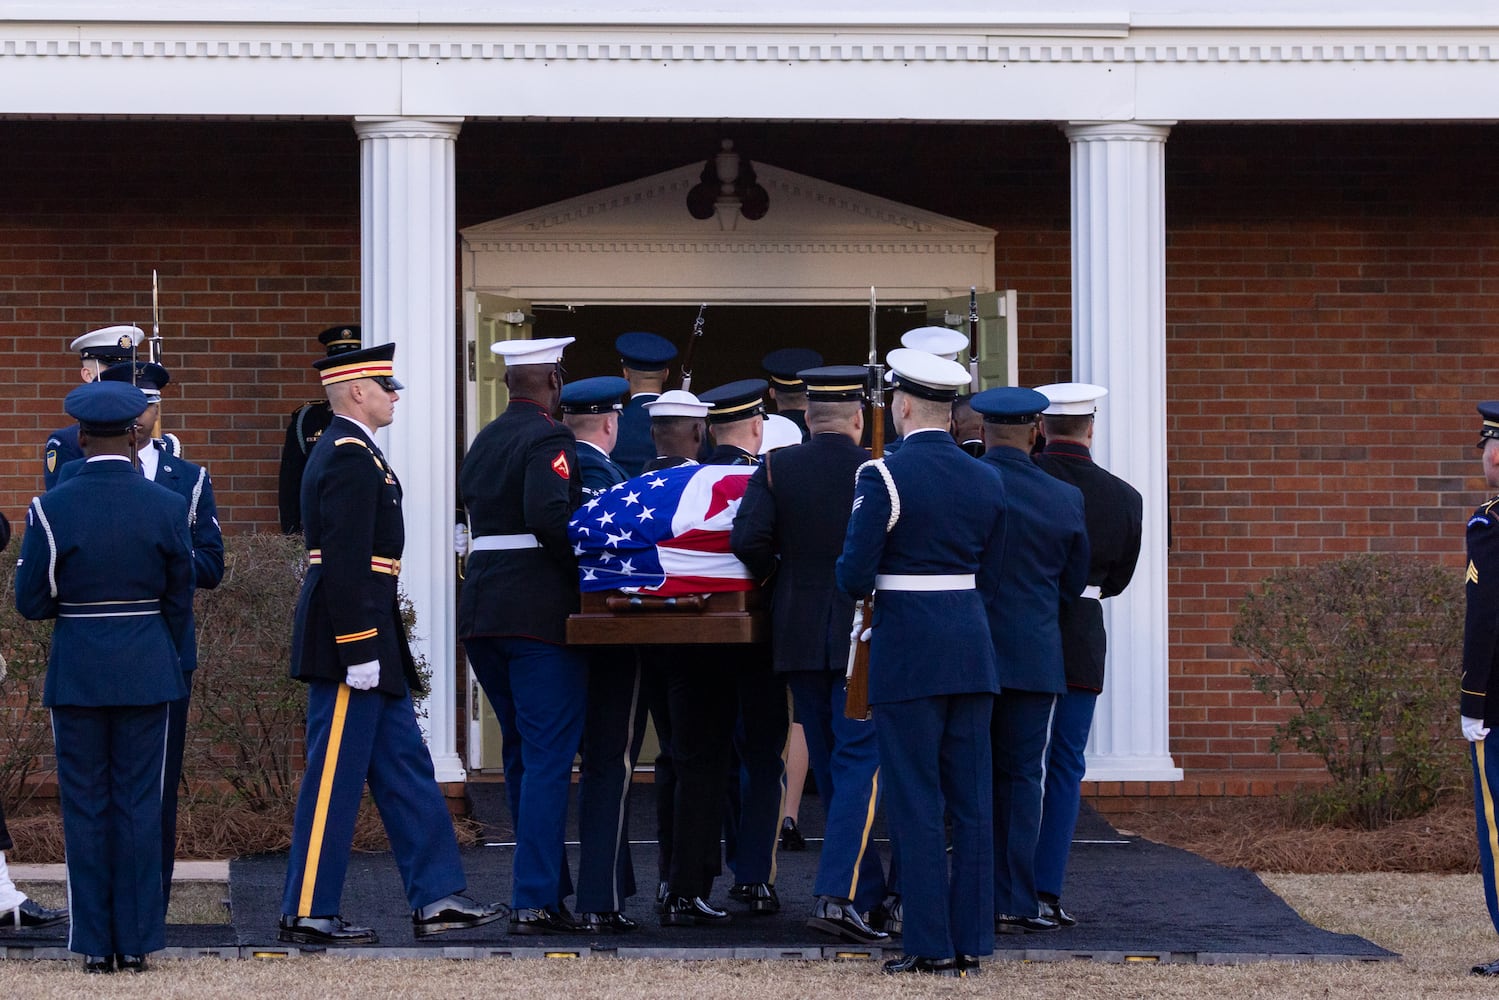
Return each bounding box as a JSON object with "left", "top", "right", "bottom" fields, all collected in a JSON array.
[
  {"left": 731, "top": 365, "right": 891, "bottom": 945},
  {"left": 43, "top": 325, "right": 142, "bottom": 491},
  {"left": 835, "top": 349, "right": 1006, "bottom": 978},
  {"left": 611, "top": 332, "right": 679, "bottom": 477},
  {"left": 279, "top": 343, "right": 504, "bottom": 947},
  {"left": 969, "top": 387, "right": 1090, "bottom": 935},
  {"left": 93, "top": 361, "right": 225, "bottom": 910},
  {"left": 761, "top": 348, "right": 823, "bottom": 442},
  {"left": 1463, "top": 402, "right": 1499, "bottom": 977},
  {"left": 636, "top": 389, "right": 708, "bottom": 913},
  {"left": 1031, "top": 382, "right": 1143, "bottom": 928},
  {"left": 560, "top": 374, "right": 648, "bottom": 932},
  {"left": 16, "top": 381, "right": 194, "bottom": 973},
  {"left": 697, "top": 379, "right": 789, "bottom": 918},
  {"left": 459, "top": 337, "right": 588, "bottom": 935},
  {"left": 279, "top": 324, "right": 362, "bottom": 534},
  {"left": 952, "top": 395, "right": 985, "bottom": 458}
]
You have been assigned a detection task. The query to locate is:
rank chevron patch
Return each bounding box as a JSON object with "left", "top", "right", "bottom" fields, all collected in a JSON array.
[{"left": 1470, "top": 560, "right": 1480, "bottom": 585}]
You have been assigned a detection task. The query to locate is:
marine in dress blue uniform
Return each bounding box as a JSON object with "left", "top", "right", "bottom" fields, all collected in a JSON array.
[
  {"left": 459, "top": 337, "right": 588, "bottom": 934},
  {"left": 1030, "top": 383, "right": 1143, "bottom": 927},
  {"left": 43, "top": 325, "right": 141, "bottom": 491},
  {"left": 16, "top": 381, "right": 193, "bottom": 972},
  {"left": 561, "top": 376, "right": 650, "bottom": 933},
  {"left": 1462, "top": 402, "right": 1499, "bottom": 977},
  {"left": 730, "top": 365, "right": 890, "bottom": 945},
  {"left": 835, "top": 349, "right": 1006, "bottom": 978},
  {"left": 761, "top": 348, "right": 823, "bottom": 442},
  {"left": 610, "top": 332, "right": 679, "bottom": 477},
  {"left": 280, "top": 343, "right": 502, "bottom": 947},
  {"left": 279, "top": 324, "right": 361, "bottom": 534},
  {"left": 969, "top": 387, "right": 1090, "bottom": 933},
  {"left": 697, "top": 380, "right": 789, "bottom": 918}
]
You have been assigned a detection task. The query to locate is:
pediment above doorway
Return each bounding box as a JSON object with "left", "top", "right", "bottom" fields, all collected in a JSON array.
[{"left": 461, "top": 154, "right": 997, "bottom": 305}]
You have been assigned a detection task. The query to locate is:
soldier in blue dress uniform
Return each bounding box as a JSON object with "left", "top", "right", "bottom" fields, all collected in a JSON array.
[
  {"left": 1462, "top": 401, "right": 1499, "bottom": 977},
  {"left": 16, "top": 381, "right": 193, "bottom": 973},
  {"left": 560, "top": 374, "right": 650, "bottom": 933},
  {"left": 969, "top": 386, "right": 1090, "bottom": 934},
  {"left": 835, "top": 349, "right": 1006, "bottom": 978},
  {"left": 43, "top": 325, "right": 141, "bottom": 491},
  {"left": 610, "top": 332, "right": 678, "bottom": 476},
  {"left": 279, "top": 324, "right": 361, "bottom": 533},
  {"left": 761, "top": 348, "right": 823, "bottom": 442},
  {"left": 92, "top": 361, "right": 225, "bottom": 909},
  {"left": 1030, "top": 382, "right": 1143, "bottom": 928},
  {"left": 279, "top": 343, "right": 503, "bottom": 947},
  {"left": 459, "top": 337, "right": 588, "bottom": 934},
  {"left": 730, "top": 364, "right": 891, "bottom": 945}
]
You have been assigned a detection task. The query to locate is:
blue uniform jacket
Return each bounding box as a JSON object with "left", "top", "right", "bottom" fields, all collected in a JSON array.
[
  {"left": 16, "top": 459, "right": 193, "bottom": 707},
  {"left": 290, "top": 416, "right": 420, "bottom": 696},
  {"left": 835, "top": 430, "right": 1007, "bottom": 704},
  {"left": 731, "top": 432, "right": 869, "bottom": 674},
  {"left": 978, "top": 446, "right": 1091, "bottom": 694},
  {"left": 610, "top": 393, "right": 658, "bottom": 477},
  {"left": 458, "top": 397, "right": 582, "bottom": 644},
  {"left": 42, "top": 424, "right": 82, "bottom": 491},
  {"left": 577, "top": 440, "right": 629, "bottom": 503}
]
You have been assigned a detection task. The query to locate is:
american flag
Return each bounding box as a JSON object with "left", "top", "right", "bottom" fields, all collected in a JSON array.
[{"left": 568, "top": 464, "right": 756, "bottom": 596}]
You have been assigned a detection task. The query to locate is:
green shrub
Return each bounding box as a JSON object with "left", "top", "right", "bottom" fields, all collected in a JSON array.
[
  {"left": 1232, "top": 554, "right": 1464, "bottom": 829},
  {"left": 0, "top": 546, "right": 57, "bottom": 811}
]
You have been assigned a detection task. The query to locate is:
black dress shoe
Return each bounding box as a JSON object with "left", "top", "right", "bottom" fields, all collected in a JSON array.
[
  {"left": 807, "top": 896, "right": 890, "bottom": 945},
  {"left": 579, "top": 911, "right": 638, "bottom": 933},
  {"left": 1, "top": 898, "right": 69, "bottom": 929},
  {"left": 508, "top": 906, "right": 582, "bottom": 935},
  {"left": 728, "top": 881, "right": 780, "bottom": 914},
  {"left": 114, "top": 954, "right": 147, "bottom": 973},
  {"left": 779, "top": 816, "right": 807, "bottom": 852},
  {"left": 865, "top": 894, "right": 903, "bottom": 936},
  {"left": 957, "top": 954, "right": 981, "bottom": 976},
  {"left": 1474, "top": 958, "right": 1499, "bottom": 976},
  {"left": 83, "top": 954, "right": 114, "bottom": 974},
  {"left": 996, "top": 912, "right": 1060, "bottom": 934},
  {"left": 659, "top": 894, "right": 731, "bottom": 927},
  {"left": 412, "top": 894, "right": 508, "bottom": 938},
  {"left": 655, "top": 881, "right": 670, "bottom": 914},
  {"left": 277, "top": 914, "right": 378, "bottom": 946},
  {"left": 1040, "top": 898, "right": 1077, "bottom": 927},
  {"left": 881, "top": 954, "right": 961, "bottom": 977}
]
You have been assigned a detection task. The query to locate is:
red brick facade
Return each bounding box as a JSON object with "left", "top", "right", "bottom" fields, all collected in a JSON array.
[{"left": 2, "top": 120, "right": 1489, "bottom": 786}]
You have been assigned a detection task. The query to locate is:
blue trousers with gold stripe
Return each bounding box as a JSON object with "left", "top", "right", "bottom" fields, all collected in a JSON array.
[
  {"left": 787, "top": 671, "right": 886, "bottom": 910},
  {"left": 1473, "top": 739, "right": 1499, "bottom": 935},
  {"left": 281, "top": 681, "right": 465, "bottom": 918}
]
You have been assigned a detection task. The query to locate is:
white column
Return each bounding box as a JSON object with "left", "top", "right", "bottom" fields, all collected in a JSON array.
[
  {"left": 1063, "top": 122, "right": 1182, "bottom": 783},
  {"left": 354, "top": 117, "right": 466, "bottom": 783}
]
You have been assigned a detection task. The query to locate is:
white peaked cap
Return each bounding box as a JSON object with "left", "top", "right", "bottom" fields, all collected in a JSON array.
[
  {"left": 759, "top": 413, "right": 802, "bottom": 454},
  {"left": 1035, "top": 382, "right": 1109, "bottom": 416},
  {"left": 490, "top": 337, "right": 575, "bottom": 366},
  {"left": 70, "top": 325, "right": 142, "bottom": 354},
  {"left": 886, "top": 348, "right": 972, "bottom": 397},
  {"left": 899, "top": 325, "right": 969, "bottom": 362},
  {"left": 643, "top": 389, "right": 710, "bottom": 418}
]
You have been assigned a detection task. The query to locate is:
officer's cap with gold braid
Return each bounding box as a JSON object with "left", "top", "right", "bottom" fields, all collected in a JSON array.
[
  {"left": 317, "top": 324, "right": 362, "bottom": 357},
  {"left": 762, "top": 348, "right": 824, "bottom": 391},
  {"left": 799, "top": 365, "right": 868, "bottom": 403},
  {"left": 1478, "top": 401, "right": 1499, "bottom": 447},
  {"left": 699, "top": 379, "right": 769, "bottom": 425},
  {"left": 312, "top": 341, "right": 404, "bottom": 391}
]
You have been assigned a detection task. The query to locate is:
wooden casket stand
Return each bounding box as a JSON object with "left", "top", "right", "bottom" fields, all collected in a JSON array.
[{"left": 567, "top": 589, "right": 766, "bottom": 645}]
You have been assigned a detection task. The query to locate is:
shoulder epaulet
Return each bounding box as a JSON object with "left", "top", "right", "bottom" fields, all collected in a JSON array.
[
  {"left": 334, "top": 436, "right": 371, "bottom": 451},
  {"left": 1471, "top": 496, "right": 1499, "bottom": 528}
]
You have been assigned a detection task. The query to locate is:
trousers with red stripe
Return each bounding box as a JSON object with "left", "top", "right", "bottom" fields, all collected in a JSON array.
[{"left": 281, "top": 680, "right": 466, "bottom": 918}]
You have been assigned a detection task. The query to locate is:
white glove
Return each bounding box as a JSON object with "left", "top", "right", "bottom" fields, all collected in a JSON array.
[
  {"left": 1464, "top": 715, "right": 1491, "bottom": 743},
  {"left": 849, "top": 607, "right": 866, "bottom": 644},
  {"left": 453, "top": 523, "right": 470, "bottom": 557},
  {"left": 346, "top": 661, "right": 380, "bottom": 691},
  {"left": 859, "top": 627, "right": 872, "bottom": 643}
]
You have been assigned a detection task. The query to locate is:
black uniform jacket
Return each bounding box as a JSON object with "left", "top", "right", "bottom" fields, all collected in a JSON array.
[
  {"left": 1034, "top": 439, "right": 1143, "bottom": 692},
  {"left": 1463, "top": 495, "right": 1499, "bottom": 724},
  {"left": 289, "top": 415, "right": 420, "bottom": 696},
  {"left": 279, "top": 400, "right": 334, "bottom": 533},
  {"left": 458, "top": 397, "right": 582, "bottom": 644},
  {"left": 731, "top": 432, "right": 868, "bottom": 674}
]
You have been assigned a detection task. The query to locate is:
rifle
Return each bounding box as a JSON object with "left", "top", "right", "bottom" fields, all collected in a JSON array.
[
  {"left": 148, "top": 270, "right": 165, "bottom": 440},
  {"left": 845, "top": 286, "right": 884, "bottom": 721},
  {"left": 679, "top": 303, "right": 707, "bottom": 392},
  {"left": 967, "top": 285, "right": 980, "bottom": 392}
]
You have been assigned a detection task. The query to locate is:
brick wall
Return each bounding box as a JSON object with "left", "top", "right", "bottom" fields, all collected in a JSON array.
[{"left": 1, "top": 119, "right": 1489, "bottom": 787}]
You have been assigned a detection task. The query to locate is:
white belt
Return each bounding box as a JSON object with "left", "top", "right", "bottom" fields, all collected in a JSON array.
[
  {"left": 1081, "top": 585, "right": 1102, "bottom": 600},
  {"left": 471, "top": 533, "right": 541, "bottom": 552},
  {"left": 875, "top": 573, "right": 976, "bottom": 592}
]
